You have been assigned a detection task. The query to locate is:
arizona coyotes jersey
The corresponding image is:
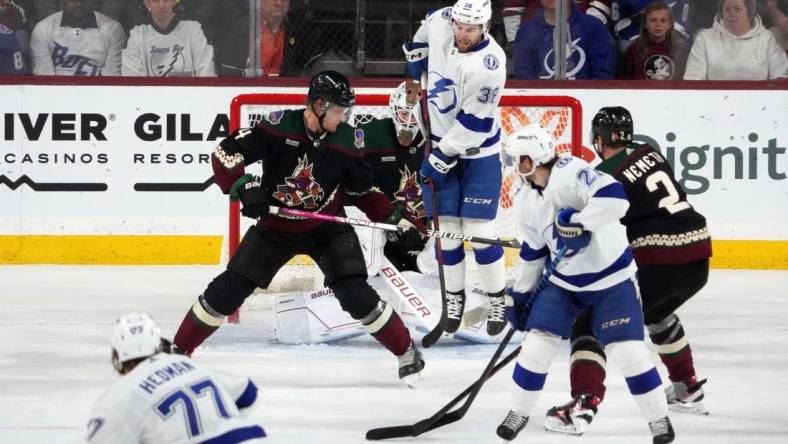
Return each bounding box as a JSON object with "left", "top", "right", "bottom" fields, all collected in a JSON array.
[
  {"left": 357, "top": 117, "right": 426, "bottom": 221},
  {"left": 212, "top": 109, "right": 396, "bottom": 233},
  {"left": 122, "top": 18, "right": 216, "bottom": 77},
  {"left": 85, "top": 353, "right": 265, "bottom": 444},
  {"left": 597, "top": 144, "right": 711, "bottom": 266},
  {"left": 30, "top": 11, "right": 124, "bottom": 75},
  {"left": 412, "top": 7, "right": 506, "bottom": 160},
  {"left": 514, "top": 155, "right": 636, "bottom": 293}
]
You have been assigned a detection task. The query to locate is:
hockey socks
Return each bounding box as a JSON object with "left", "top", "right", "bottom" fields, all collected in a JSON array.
[
  {"left": 174, "top": 295, "right": 224, "bottom": 355},
  {"left": 569, "top": 334, "right": 608, "bottom": 400},
  {"left": 648, "top": 314, "right": 696, "bottom": 383},
  {"left": 362, "top": 301, "right": 412, "bottom": 356},
  {"left": 608, "top": 340, "right": 668, "bottom": 422},
  {"left": 510, "top": 330, "right": 562, "bottom": 414}
]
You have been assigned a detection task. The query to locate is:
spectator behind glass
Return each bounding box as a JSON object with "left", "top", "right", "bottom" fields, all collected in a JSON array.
[
  {"left": 512, "top": 0, "right": 615, "bottom": 79},
  {"left": 122, "top": 0, "right": 215, "bottom": 76},
  {"left": 34, "top": 0, "right": 125, "bottom": 22},
  {"left": 1, "top": 0, "right": 31, "bottom": 74},
  {"left": 214, "top": 0, "right": 325, "bottom": 77},
  {"left": 30, "top": 0, "right": 125, "bottom": 75},
  {"left": 684, "top": 0, "right": 787, "bottom": 79},
  {"left": 503, "top": 0, "right": 611, "bottom": 43},
  {"left": 765, "top": 0, "right": 788, "bottom": 52},
  {"left": 618, "top": 1, "right": 689, "bottom": 79},
  {"left": 122, "top": 0, "right": 215, "bottom": 35}
]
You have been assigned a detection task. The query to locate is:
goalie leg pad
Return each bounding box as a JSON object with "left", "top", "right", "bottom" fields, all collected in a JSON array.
[{"left": 228, "top": 226, "right": 295, "bottom": 288}]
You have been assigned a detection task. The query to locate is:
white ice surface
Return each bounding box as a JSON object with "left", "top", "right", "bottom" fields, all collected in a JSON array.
[{"left": 1, "top": 266, "right": 787, "bottom": 444}]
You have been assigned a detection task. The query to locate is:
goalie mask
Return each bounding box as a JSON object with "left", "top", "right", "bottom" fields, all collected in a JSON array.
[
  {"left": 389, "top": 81, "right": 420, "bottom": 146},
  {"left": 452, "top": 0, "right": 492, "bottom": 32},
  {"left": 591, "top": 106, "right": 633, "bottom": 154},
  {"left": 504, "top": 124, "right": 556, "bottom": 177},
  {"left": 111, "top": 312, "right": 161, "bottom": 372}
]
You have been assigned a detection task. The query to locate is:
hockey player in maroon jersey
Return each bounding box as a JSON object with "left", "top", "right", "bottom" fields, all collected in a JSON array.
[
  {"left": 172, "top": 71, "right": 426, "bottom": 385},
  {"left": 544, "top": 106, "right": 712, "bottom": 435}
]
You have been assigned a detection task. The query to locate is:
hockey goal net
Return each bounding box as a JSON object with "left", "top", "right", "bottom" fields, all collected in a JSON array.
[{"left": 226, "top": 92, "right": 583, "bottom": 315}]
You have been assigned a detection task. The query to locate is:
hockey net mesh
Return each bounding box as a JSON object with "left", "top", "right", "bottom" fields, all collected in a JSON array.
[{"left": 230, "top": 93, "right": 581, "bottom": 292}]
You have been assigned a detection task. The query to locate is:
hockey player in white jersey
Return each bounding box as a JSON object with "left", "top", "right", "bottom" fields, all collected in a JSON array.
[
  {"left": 404, "top": 0, "right": 509, "bottom": 336},
  {"left": 495, "top": 126, "right": 675, "bottom": 444},
  {"left": 85, "top": 313, "right": 266, "bottom": 443}
]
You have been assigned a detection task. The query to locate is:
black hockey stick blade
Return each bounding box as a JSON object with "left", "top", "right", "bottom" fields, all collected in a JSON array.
[
  {"left": 366, "top": 341, "right": 521, "bottom": 440},
  {"left": 421, "top": 323, "right": 444, "bottom": 348}
]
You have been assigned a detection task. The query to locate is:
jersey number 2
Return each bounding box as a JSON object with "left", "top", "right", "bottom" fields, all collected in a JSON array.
[
  {"left": 156, "top": 379, "right": 230, "bottom": 438},
  {"left": 645, "top": 171, "right": 691, "bottom": 214}
]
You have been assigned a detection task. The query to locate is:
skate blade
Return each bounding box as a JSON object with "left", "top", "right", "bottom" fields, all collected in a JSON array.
[
  {"left": 543, "top": 419, "right": 585, "bottom": 436},
  {"left": 669, "top": 400, "right": 709, "bottom": 415},
  {"left": 401, "top": 371, "right": 423, "bottom": 389}
]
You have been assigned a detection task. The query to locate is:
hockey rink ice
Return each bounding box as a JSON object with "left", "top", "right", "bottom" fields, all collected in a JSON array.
[{"left": 1, "top": 265, "right": 786, "bottom": 444}]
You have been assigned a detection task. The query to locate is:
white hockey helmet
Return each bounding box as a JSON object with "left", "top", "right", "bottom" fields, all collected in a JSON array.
[
  {"left": 504, "top": 124, "right": 556, "bottom": 176},
  {"left": 452, "top": 0, "right": 492, "bottom": 31},
  {"left": 389, "top": 81, "right": 420, "bottom": 145},
  {"left": 111, "top": 312, "right": 161, "bottom": 372}
]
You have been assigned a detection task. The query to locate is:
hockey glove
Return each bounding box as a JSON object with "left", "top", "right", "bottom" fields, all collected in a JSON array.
[
  {"left": 504, "top": 288, "right": 534, "bottom": 332},
  {"left": 386, "top": 203, "right": 427, "bottom": 234},
  {"left": 402, "top": 41, "right": 429, "bottom": 80},
  {"left": 420, "top": 149, "right": 457, "bottom": 186},
  {"left": 230, "top": 174, "right": 269, "bottom": 220},
  {"left": 554, "top": 208, "right": 591, "bottom": 253}
]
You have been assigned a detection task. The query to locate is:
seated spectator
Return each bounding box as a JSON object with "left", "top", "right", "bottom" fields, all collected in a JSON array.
[
  {"left": 513, "top": 0, "right": 615, "bottom": 79},
  {"left": 122, "top": 0, "right": 215, "bottom": 76},
  {"left": 765, "top": 0, "right": 788, "bottom": 53},
  {"left": 34, "top": 0, "right": 125, "bottom": 23},
  {"left": 1, "top": 0, "right": 31, "bottom": 74},
  {"left": 610, "top": 1, "right": 691, "bottom": 56},
  {"left": 503, "top": 0, "right": 611, "bottom": 43},
  {"left": 618, "top": 1, "right": 689, "bottom": 79},
  {"left": 122, "top": 0, "right": 214, "bottom": 35},
  {"left": 30, "top": 0, "right": 125, "bottom": 75},
  {"left": 214, "top": 0, "right": 325, "bottom": 77},
  {"left": 684, "top": 0, "right": 787, "bottom": 79}
]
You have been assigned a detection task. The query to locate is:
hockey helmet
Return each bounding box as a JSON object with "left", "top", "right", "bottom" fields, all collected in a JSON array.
[
  {"left": 307, "top": 70, "right": 356, "bottom": 109},
  {"left": 111, "top": 312, "right": 161, "bottom": 372},
  {"left": 591, "top": 106, "right": 633, "bottom": 153},
  {"left": 452, "top": 0, "right": 492, "bottom": 32},
  {"left": 389, "top": 81, "right": 420, "bottom": 145},
  {"left": 504, "top": 124, "right": 556, "bottom": 176}
]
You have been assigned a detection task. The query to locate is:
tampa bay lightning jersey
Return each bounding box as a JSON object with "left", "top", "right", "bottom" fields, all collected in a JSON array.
[
  {"left": 412, "top": 7, "right": 507, "bottom": 160},
  {"left": 85, "top": 352, "right": 266, "bottom": 444},
  {"left": 30, "top": 11, "right": 125, "bottom": 76},
  {"left": 0, "top": 0, "right": 29, "bottom": 75},
  {"left": 513, "top": 155, "right": 636, "bottom": 292},
  {"left": 612, "top": 0, "right": 691, "bottom": 41}
]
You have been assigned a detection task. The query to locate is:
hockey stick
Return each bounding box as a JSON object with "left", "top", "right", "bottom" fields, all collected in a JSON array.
[
  {"left": 409, "top": 74, "right": 453, "bottom": 349},
  {"left": 365, "top": 246, "right": 568, "bottom": 440},
  {"left": 267, "top": 206, "right": 520, "bottom": 249}
]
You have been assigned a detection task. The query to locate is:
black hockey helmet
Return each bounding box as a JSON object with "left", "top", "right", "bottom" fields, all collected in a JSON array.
[
  {"left": 307, "top": 70, "right": 356, "bottom": 108},
  {"left": 591, "top": 106, "right": 633, "bottom": 151}
]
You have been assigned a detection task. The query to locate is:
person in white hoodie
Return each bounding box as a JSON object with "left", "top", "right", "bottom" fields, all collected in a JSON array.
[{"left": 684, "top": 0, "right": 787, "bottom": 79}]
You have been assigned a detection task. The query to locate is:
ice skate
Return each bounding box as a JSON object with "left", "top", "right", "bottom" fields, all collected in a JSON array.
[
  {"left": 666, "top": 376, "right": 709, "bottom": 415},
  {"left": 543, "top": 393, "right": 601, "bottom": 435},
  {"left": 649, "top": 416, "right": 675, "bottom": 444},
  {"left": 486, "top": 291, "right": 507, "bottom": 335},
  {"left": 496, "top": 410, "right": 529, "bottom": 441},
  {"left": 397, "top": 340, "right": 425, "bottom": 388},
  {"left": 441, "top": 290, "right": 466, "bottom": 333}
]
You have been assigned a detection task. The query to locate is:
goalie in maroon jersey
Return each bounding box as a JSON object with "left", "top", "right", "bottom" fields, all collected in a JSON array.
[
  {"left": 172, "top": 71, "right": 426, "bottom": 386},
  {"left": 544, "top": 106, "right": 712, "bottom": 436}
]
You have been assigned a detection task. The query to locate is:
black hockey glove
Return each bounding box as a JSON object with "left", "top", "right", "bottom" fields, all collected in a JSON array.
[{"left": 230, "top": 174, "right": 269, "bottom": 220}]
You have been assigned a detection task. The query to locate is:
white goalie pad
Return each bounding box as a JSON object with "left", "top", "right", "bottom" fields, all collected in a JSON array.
[
  {"left": 345, "top": 206, "right": 386, "bottom": 277},
  {"left": 273, "top": 270, "right": 523, "bottom": 345}
]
